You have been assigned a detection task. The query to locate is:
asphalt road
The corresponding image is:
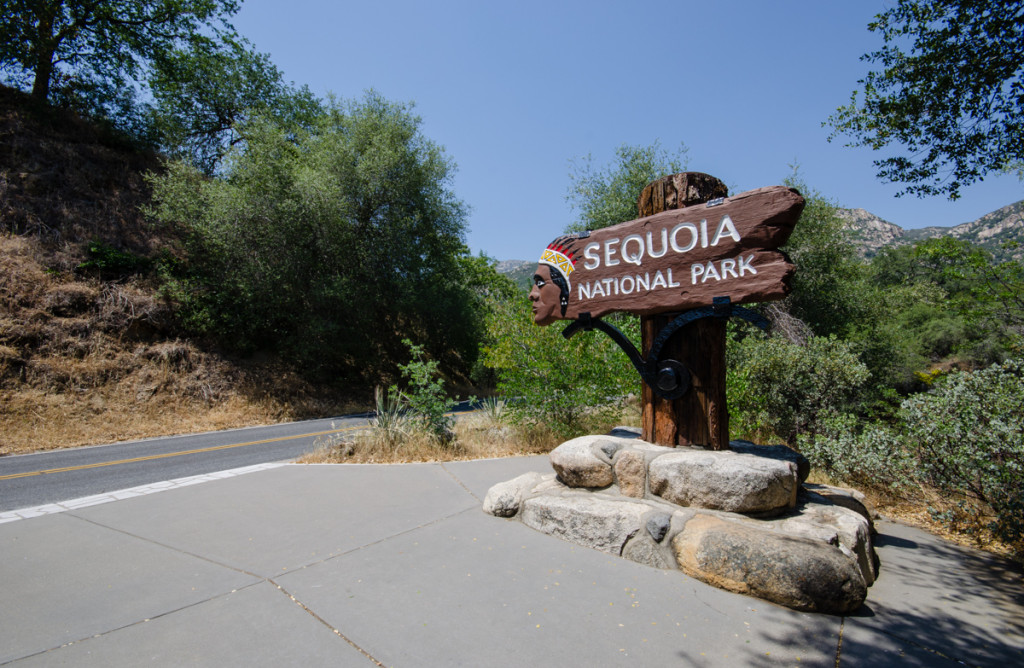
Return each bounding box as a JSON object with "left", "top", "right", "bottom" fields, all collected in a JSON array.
[{"left": 0, "top": 414, "right": 373, "bottom": 513}]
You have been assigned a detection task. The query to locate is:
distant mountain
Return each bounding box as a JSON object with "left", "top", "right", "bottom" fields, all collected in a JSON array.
[
  {"left": 837, "top": 200, "right": 1024, "bottom": 261},
  {"left": 495, "top": 259, "right": 534, "bottom": 291}
]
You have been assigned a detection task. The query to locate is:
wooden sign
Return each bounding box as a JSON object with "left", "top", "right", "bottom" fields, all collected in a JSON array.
[{"left": 530, "top": 185, "right": 805, "bottom": 325}]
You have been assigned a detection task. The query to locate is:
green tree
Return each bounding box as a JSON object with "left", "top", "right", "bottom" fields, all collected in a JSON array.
[
  {"left": 566, "top": 141, "right": 688, "bottom": 232},
  {"left": 775, "top": 175, "right": 863, "bottom": 339},
  {"left": 827, "top": 0, "right": 1024, "bottom": 199},
  {"left": 0, "top": 1, "right": 239, "bottom": 123},
  {"left": 771, "top": 174, "right": 946, "bottom": 392},
  {"left": 913, "top": 238, "right": 1024, "bottom": 348},
  {"left": 149, "top": 92, "right": 478, "bottom": 382},
  {"left": 149, "top": 33, "right": 321, "bottom": 174},
  {"left": 481, "top": 291, "right": 637, "bottom": 435},
  {"left": 867, "top": 239, "right": 1022, "bottom": 366}
]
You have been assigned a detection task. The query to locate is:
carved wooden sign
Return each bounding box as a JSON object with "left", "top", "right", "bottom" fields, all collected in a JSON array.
[{"left": 530, "top": 185, "right": 805, "bottom": 325}]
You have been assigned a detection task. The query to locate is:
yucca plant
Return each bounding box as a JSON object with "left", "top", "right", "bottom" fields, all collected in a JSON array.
[
  {"left": 368, "top": 386, "right": 411, "bottom": 453},
  {"left": 480, "top": 396, "right": 506, "bottom": 424}
]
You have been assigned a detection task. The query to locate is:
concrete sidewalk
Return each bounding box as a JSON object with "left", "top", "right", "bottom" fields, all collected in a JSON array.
[{"left": 1, "top": 456, "right": 1022, "bottom": 666}]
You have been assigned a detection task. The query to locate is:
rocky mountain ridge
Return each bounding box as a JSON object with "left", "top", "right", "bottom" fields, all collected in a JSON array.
[{"left": 837, "top": 199, "right": 1024, "bottom": 260}]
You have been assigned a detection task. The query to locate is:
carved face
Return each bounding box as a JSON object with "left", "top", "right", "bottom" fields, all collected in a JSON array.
[{"left": 529, "top": 264, "right": 563, "bottom": 325}]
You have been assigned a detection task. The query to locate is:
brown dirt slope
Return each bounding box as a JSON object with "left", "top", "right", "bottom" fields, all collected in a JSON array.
[{"left": 0, "top": 85, "right": 357, "bottom": 455}]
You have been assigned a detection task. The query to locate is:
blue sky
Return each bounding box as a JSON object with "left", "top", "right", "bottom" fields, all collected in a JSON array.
[{"left": 233, "top": 0, "right": 1022, "bottom": 262}]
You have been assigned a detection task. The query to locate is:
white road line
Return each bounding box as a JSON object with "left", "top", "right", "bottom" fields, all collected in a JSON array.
[{"left": 0, "top": 462, "right": 289, "bottom": 524}]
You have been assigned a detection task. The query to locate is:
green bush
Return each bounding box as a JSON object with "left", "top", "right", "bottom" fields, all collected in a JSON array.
[
  {"left": 899, "top": 359, "right": 1024, "bottom": 549},
  {"left": 393, "top": 339, "right": 457, "bottom": 444},
  {"left": 76, "top": 240, "right": 151, "bottom": 278},
  {"left": 480, "top": 292, "right": 638, "bottom": 438},
  {"left": 798, "top": 414, "right": 915, "bottom": 490},
  {"left": 801, "top": 359, "right": 1024, "bottom": 557},
  {"left": 728, "top": 334, "right": 871, "bottom": 444}
]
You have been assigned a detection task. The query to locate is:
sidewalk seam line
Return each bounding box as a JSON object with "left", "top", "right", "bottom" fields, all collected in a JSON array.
[
  {"left": 276, "top": 504, "right": 481, "bottom": 578},
  {"left": 834, "top": 616, "right": 843, "bottom": 667},
  {"left": 66, "top": 513, "right": 267, "bottom": 580},
  {"left": 0, "top": 582, "right": 268, "bottom": 665},
  {"left": 65, "top": 500, "right": 479, "bottom": 582},
  {"left": 439, "top": 461, "right": 482, "bottom": 502},
  {"left": 270, "top": 579, "right": 385, "bottom": 666}
]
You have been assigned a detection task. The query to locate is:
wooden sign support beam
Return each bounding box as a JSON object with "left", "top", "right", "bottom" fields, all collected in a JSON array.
[{"left": 638, "top": 173, "right": 730, "bottom": 449}]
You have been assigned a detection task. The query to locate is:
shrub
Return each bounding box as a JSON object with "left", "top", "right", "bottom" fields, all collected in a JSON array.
[
  {"left": 367, "top": 385, "right": 412, "bottom": 453},
  {"left": 76, "top": 240, "right": 151, "bottom": 278},
  {"left": 801, "top": 359, "right": 1024, "bottom": 558},
  {"left": 798, "top": 413, "right": 915, "bottom": 490},
  {"left": 899, "top": 359, "right": 1024, "bottom": 550},
  {"left": 728, "top": 334, "right": 871, "bottom": 444},
  {"left": 394, "top": 339, "right": 457, "bottom": 444},
  {"left": 480, "top": 291, "right": 638, "bottom": 439}
]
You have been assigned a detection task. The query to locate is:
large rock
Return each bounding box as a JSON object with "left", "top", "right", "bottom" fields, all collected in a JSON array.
[
  {"left": 520, "top": 493, "right": 650, "bottom": 556},
  {"left": 482, "top": 472, "right": 546, "bottom": 518},
  {"left": 729, "top": 440, "right": 811, "bottom": 484},
  {"left": 672, "top": 513, "right": 867, "bottom": 614},
  {"left": 483, "top": 433, "right": 879, "bottom": 615},
  {"left": 549, "top": 436, "right": 626, "bottom": 488},
  {"left": 648, "top": 449, "right": 798, "bottom": 514},
  {"left": 777, "top": 500, "right": 878, "bottom": 586}
]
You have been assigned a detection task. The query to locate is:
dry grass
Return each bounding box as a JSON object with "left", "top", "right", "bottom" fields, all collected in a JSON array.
[
  {"left": 0, "top": 235, "right": 364, "bottom": 455},
  {"left": 805, "top": 470, "right": 1022, "bottom": 562},
  {"left": 1, "top": 383, "right": 362, "bottom": 455},
  {"left": 296, "top": 413, "right": 560, "bottom": 465},
  {"left": 297, "top": 405, "right": 641, "bottom": 465}
]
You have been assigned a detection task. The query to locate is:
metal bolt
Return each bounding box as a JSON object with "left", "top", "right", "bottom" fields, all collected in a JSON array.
[{"left": 657, "top": 367, "right": 678, "bottom": 392}]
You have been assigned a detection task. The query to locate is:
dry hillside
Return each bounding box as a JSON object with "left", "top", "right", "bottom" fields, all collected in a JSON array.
[{"left": 0, "top": 85, "right": 357, "bottom": 455}]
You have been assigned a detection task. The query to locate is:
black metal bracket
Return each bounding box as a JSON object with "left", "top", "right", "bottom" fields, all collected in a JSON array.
[{"left": 562, "top": 297, "right": 769, "bottom": 400}]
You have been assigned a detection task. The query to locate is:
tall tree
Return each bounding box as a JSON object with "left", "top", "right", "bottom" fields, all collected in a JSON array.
[
  {"left": 776, "top": 174, "right": 863, "bottom": 339},
  {"left": 149, "top": 93, "right": 478, "bottom": 382},
  {"left": 0, "top": 0, "right": 238, "bottom": 115},
  {"left": 149, "top": 34, "right": 321, "bottom": 174},
  {"left": 827, "top": 0, "right": 1024, "bottom": 199},
  {"left": 566, "top": 141, "right": 688, "bottom": 232}
]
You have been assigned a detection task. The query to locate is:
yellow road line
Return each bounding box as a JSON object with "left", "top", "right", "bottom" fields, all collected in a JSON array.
[{"left": 0, "top": 425, "right": 367, "bottom": 481}]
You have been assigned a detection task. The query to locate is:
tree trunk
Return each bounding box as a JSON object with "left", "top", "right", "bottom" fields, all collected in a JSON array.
[
  {"left": 638, "top": 172, "right": 731, "bottom": 449},
  {"left": 30, "top": 6, "right": 58, "bottom": 102},
  {"left": 31, "top": 58, "right": 54, "bottom": 102}
]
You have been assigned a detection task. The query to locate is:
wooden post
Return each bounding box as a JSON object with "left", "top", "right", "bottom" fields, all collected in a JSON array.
[{"left": 638, "top": 173, "right": 730, "bottom": 449}]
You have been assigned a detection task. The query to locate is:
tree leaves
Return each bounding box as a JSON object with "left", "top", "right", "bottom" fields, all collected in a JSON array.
[
  {"left": 148, "top": 93, "right": 479, "bottom": 382},
  {"left": 827, "top": 0, "right": 1024, "bottom": 199},
  {"left": 565, "top": 141, "right": 688, "bottom": 232}
]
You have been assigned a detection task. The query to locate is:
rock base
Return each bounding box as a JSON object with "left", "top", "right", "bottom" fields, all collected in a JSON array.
[{"left": 483, "top": 429, "right": 878, "bottom": 614}]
